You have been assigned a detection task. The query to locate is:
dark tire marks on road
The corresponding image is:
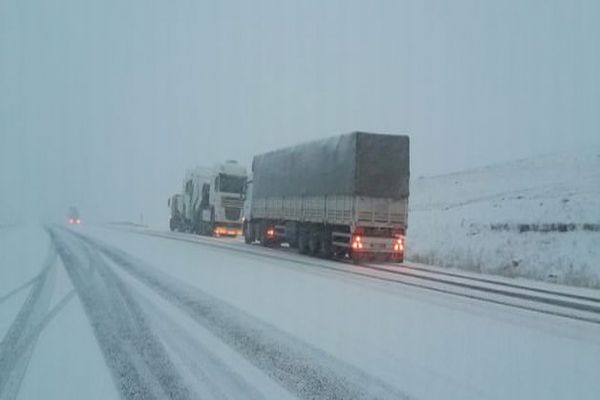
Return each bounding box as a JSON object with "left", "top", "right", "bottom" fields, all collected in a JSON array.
[
  {"left": 0, "top": 276, "right": 40, "bottom": 306},
  {"left": 136, "top": 293, "right": 267, "bottom": 400},
  {"left": 0, "top": 245, "right": 58, "bottom": 400},
  {"left": 49, "top": 229, "right": 195, "bottom": 400},
  {"left": 70, "top": 229, "right": 411, "bottom": 400}
]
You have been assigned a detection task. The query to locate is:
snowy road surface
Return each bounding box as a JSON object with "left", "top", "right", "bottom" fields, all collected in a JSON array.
[{"left": 1, "top": 225, "right": 599, "bottom": 400}]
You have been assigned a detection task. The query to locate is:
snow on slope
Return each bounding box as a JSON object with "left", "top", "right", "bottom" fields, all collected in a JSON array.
[{"left": 407, "top": 147, "right": 600, "bottom": 288}]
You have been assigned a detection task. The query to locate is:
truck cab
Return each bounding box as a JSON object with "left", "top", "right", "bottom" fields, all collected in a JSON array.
[
  {"left": 208, "top": 161, "right": 247, "bottom": 236},
  {"left": 181, "top": 161, "right": 248, "bottom": 237}
]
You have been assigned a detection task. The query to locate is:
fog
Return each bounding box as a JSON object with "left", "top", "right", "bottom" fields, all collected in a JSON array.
[{"left": 1, "top": 0, "right": 599, "bottom": 226}]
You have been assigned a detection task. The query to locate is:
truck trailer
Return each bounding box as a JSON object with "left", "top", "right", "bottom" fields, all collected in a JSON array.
[
  {"left": 243, "top": 131, "right": 409, "bottom": 262},
  {"left": 174, "top": 161, "right": 248, "bottom": 236}
]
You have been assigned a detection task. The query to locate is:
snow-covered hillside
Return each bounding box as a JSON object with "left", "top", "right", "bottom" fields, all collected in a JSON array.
[{"left": 407, "top": 147, "right": 600, "bottom": 288}]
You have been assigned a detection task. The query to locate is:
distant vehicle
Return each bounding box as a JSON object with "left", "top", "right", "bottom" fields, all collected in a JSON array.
[
  {"left": 68, "top": 206, "right": 81, "bottom": 225},
  {"left": 171, "top": 161, "right": 248, "bottom": 237},
  {"left": 243, "top": 132, "right": 410, "bottom": 262},
  {"left": 167, "top": 194, "right": 184, "bottom": 232}
]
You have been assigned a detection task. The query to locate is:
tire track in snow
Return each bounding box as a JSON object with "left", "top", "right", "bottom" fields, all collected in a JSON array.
[
  {"left": 6, "top": 292, "right": 75, "bottom": 363},
  {"left": 0, "top": 245, "right": 58, "bottom": 400},
  {"left": 49, "top": 228, "right": 195, "bottom": 400},
  {"left": 0, "top": 275, "right": 41, "bottom": 306},
  {"left": 70, "top": 229, "right": 411, "bottom": 400},
  {"left": 135, "top": 293, "right": 268, "bottom": 400}
]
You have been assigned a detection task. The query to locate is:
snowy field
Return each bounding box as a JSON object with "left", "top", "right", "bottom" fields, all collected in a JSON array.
[
  {"left": 407, "top": 147, "right": 600, "bottom": 288},
  {"left": 1, "top": 225, "right": 600, "bottom": 400}
]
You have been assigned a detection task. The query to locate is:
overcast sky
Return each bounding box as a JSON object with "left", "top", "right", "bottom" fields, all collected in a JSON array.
[{"left": 1, "top": 0, "right": 599, "bottom": 225}]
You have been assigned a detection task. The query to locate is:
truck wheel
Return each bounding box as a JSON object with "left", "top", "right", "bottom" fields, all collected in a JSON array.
[
  {"left": 259, "top": 222, "right": 271, "bottom": 247},
  {"left": 253, "top": 223, "right": 261, "bottom": 244},
  {"left": 308, "top": 228, "right": 321, "bottom": 256},
  {"left": 351, "top": 252, "right": 363, "bottom": 265},
  {"left": 320, "top": 229, "right": 333, "bottom": 259},
  {"left": 200, "top": 222, "right": 208, "bottom": 236},
  {"left": 286, "top": 222, "right": 298, "bottom": 248},
  {"left": 298, "top": 226, "right": 310, "bottom": 255},
  {"left": 259, "top": 230, "right": 267, "bottom": 246},
  {"left": 244, "top": 230, "right": 252, "bottom": 244}
]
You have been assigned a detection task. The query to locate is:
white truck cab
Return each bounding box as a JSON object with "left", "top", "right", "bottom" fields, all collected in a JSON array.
[{"left": 180, "top": 161, "right": 247, "bottom": 236}]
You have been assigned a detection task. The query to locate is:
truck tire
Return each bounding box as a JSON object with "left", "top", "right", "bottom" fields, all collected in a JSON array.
[
  {"left": 259, "top": 221, "right": 271, "bottom": 247},
  {"left": 320, "top": 228, "right": 333, "bottom": 259},
  {"left": 308, "top": 227, "right": 321, "bottom": 256},
  {"left": 392, "top": 255, "right": 404, "bottom": 264},
  {"left": 253, "top": 223, "right": 261, "bottom": 245},
  {"left": 286, "top": 222, "right": 298, "bottom": 248},
  {"left": 298, "top": 226, "right": 310, "bottom": 255}
]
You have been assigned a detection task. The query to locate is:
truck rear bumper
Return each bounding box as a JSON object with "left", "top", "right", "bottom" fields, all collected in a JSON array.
[
  {"left": 334, "top": 235, "right": 400, "bottom": 251},
  {"left": 214, "top": 222, "right": 243, "bottom": 237}
]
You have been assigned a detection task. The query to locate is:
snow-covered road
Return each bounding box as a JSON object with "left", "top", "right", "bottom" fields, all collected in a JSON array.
[{"left": 1, "top": 225, "right": 599, "bottom": 400}]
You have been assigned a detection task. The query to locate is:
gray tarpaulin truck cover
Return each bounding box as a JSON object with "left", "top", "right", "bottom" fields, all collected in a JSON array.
[{"left": 252, "top": 132, "right": 409, "bottom": 200}]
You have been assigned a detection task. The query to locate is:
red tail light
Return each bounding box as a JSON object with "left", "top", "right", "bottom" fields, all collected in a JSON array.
[
  {"left": 394, "top": 237, "right": 404, "bottom": 252},
  {"left": 351, "top": 235, "right": 363, "bottom": 250}
]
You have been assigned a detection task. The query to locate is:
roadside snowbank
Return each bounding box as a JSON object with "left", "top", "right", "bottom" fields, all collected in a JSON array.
[{"left": 407, "top": 147, "right": 600, "bottom": 288}]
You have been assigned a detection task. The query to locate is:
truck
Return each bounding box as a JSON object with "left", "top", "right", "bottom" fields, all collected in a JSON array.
[
  {"left": 167, "top": 194, "right": 184, "bottom": 232},
  {"left": 243, "top": 132, "right": 409, "bottom": 262},
  {"left": 175, "top": 160, "right": 248, "bottom": 237}
]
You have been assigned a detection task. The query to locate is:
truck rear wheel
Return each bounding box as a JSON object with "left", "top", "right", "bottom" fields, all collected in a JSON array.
[
  {"left": 298, "top": 226, "right": 310, "bottom": 254},
  {"left": 320, "top": 229, "right": 333, "bottom": 259},
  {"left": 257, "top": 221, "right": 277, "bottom": 247},
  {"left": 351, "top": 252, "right": 363, "bottom": 265},
  {"left": 308, "top": 227, "right": 321, "bottom": 256},
  {"left": 253, "top": 223, "right": 260, "bottom": 243},
  {"left": 258, "top": 222, "right": 268, "bottom": 246},
  {"left": 392, "top": 255, "right": 404, "bottom": 264}
]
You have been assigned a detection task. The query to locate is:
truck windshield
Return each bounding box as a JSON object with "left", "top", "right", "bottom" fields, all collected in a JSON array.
[{"left": 218, "top": 174, "right": 246, "bottom": 194}]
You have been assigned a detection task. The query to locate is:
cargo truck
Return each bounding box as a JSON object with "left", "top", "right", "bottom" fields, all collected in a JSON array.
[
  {"left": 243, "top": 132, "right": 409, "bottom": 262},
  {"left": 178, "top": 161, "right": 248, "bottom": 236}
]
